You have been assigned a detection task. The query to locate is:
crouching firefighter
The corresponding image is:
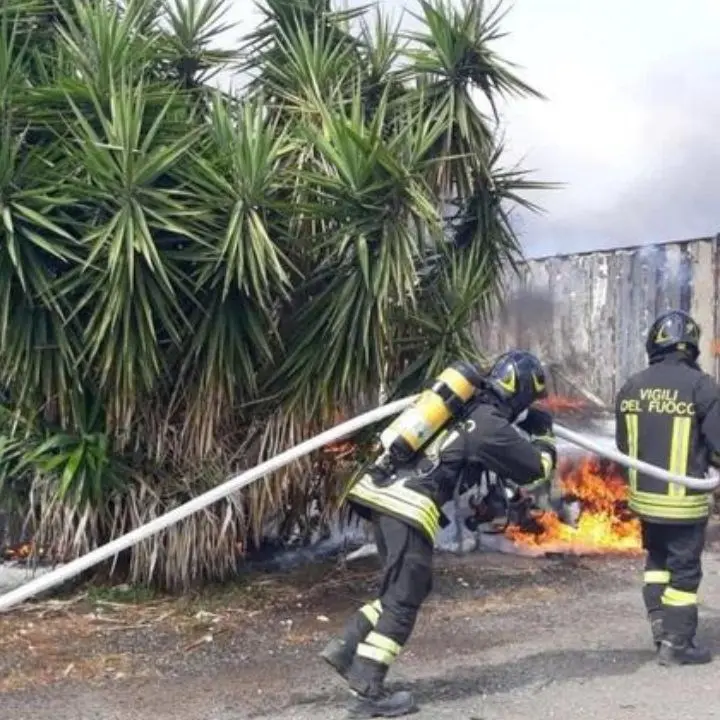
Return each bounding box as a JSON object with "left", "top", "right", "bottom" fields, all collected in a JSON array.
[
  {"left": 615, "top": 309, "right": 720, "bottom": 666},
  {"left": 320, "top": 350, "right": 557, "bottom": 718}
]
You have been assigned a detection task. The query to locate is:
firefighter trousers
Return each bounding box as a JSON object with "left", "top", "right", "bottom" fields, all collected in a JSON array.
[
  {"left": 641, "top": 519, "right": 707, "bottom": 642},
  {"left": 340, "top": 512, "right": 434, "bottom": 695}
]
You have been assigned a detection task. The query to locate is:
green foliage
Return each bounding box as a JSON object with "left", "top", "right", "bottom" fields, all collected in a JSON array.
[{"left": 0, "top": 0, "right": 546, "bottom": 589}]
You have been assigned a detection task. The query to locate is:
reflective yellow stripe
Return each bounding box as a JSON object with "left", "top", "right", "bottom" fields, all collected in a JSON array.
[
  {"left": 359, "top": 600, "right": 382, "bottom": 626},
  {"left": 644, "top": 570, "right": 670, "bottom": 584},
  {"left": 339, "top": 465, "right": 366, "bottom": 506},
  {"left": 353, "top": 476, "right": 441, "bottom": 525},
  {"left": 365, "top": 631, "right": 402, "bottom": 656},
  {"left": 627, "top": 411, "right": 708, "bottom": 519},
  {"left": 625, "top": 414, "right": 638, "bottom": 492},
  {"left": 356, "top": 632, "right": 403, "bottom": 666},
  {"left": 629, "top": 498, "right": 709, "bottom": 520},
  {"left": 662, "top": 587, "right": 697, "bottom": 607},
  {"left": 350, "top": 485, "right": 439, "bottom": 540},
  {"left": 629, "top": 486, "right": 710, "bottom": 519},
  {"left": 351, "top": 479, "right": 440, "bottom": 533},
  {"left": 525, "top": 477, "right": 545, "bottom": 492},
  {"left": 629, "top": 486, "right": 710, "bottom": 520},
  {"left": 525, "top": 453, "right": 554, "bottom": 491},
  {"left": 668, "top": 416, "right": 691, "bottom": 498},
  {"left": 540, "top": 452, "right": 554, "bottom": 478},
  {"left": 631, "top": 490, "right": 709, "bottom": 507},
  {"left": 348, "top": 476, "right": 440, "bottom": 540},
  {"left": 356, "top": 644, "right": 395, "bottom": 665}
]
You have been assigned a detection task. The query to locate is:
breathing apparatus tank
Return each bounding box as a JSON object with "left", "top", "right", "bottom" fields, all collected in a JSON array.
[{"left": 379, "top": 361, "right": 485, "bottom": 465}]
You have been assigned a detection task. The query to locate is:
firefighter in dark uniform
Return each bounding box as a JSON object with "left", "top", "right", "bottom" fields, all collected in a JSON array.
[
  {"left": 615, "top": 309, "right": 720, "bottom": 666},
  {"left": 320, "top": 350, "right": 557, "bottom": 718}
]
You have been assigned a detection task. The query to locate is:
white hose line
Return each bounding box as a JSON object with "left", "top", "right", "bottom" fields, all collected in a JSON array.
[
  {"left": 0, "top": 395, "right": 717, "bottom": 612},
  {"left": 553, "top": 424, "right": 720, "bottom": 491},
  {"left": 0, "top": 397, "right": 413, "bottom": 613}
]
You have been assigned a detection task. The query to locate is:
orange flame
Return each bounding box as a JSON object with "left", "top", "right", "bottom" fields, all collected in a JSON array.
[
  {"left": 1, "top": 542, "right": 46, "bottom": 562},
  {"left": 324, "top": 440, "right": 355, "bottom": 457},
  {"left": 505, "top": 456, "right": 643, "bottom": 555},
  {"left": 536, "top": 394, "right": 589, "bottom": 412}
]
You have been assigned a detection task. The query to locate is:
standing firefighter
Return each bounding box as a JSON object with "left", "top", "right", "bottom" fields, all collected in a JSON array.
[
  {"left": 321, "top": 350, "right": 557, "bottom": 718},
  {"left": 615, "top": 309, "right": 720, "bottom": 666}
]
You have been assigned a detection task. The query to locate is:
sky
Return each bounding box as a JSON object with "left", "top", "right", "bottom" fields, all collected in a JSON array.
[{"left": 221, "top": 0, "right": 720, "bottom": 258}]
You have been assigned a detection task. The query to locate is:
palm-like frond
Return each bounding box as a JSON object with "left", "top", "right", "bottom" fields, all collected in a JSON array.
[
  {"left": 53, "top": 0, "right": 164, "bottom": 89},
  {"left": 161, "top": 0, "right": 239, "bottom": 87},
  {"left": 0, "top": 0, "right": 552, "bottom": 589},
  {"left": 240, "top": 0, "right": 364, "bottom": 78},
  {"left": 168, "top": 94, "right": 296, "bottom": 453},
  {"left": 0, "top": 11, "right": 82, "bottom": 418},
  {"left": 403, "top": 0, "right": 543, "bottom": 198},
  {"left": 245, "top": 12, "right": 361, "bottom": 116},
  {"left": 58, "top": 78, "right": 198, "bottom": 424},
  {"left": 357, "top": 6, "right": 407, "bottom": 121},
  {"left": 268, "top": 89, "right": 447, "bottom": 414}
]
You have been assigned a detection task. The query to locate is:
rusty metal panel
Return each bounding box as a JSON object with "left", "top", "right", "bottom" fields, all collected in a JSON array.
[{"left": 474, "top": 236, "right": 719, "bottom": 405}]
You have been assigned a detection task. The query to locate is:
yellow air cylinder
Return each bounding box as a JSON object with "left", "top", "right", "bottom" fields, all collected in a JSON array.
[{"left": 380, "top": 361, "right": 484, "bottom": 464}]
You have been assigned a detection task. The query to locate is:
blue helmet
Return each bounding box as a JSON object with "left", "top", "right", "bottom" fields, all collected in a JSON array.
[{"left": 487, "top": 350, "right": 547, "bottom": 419}]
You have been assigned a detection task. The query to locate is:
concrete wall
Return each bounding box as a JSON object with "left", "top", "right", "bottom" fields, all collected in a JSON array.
[{"left": 475, "top": 235, "right": 720, "bottom": 405}]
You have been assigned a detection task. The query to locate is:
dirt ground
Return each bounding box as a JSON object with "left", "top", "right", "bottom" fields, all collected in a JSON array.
[
  {"left": 2, "top": 536, "right": 720, "bottom": 720},
  {"left": 0, "top": 551, "right": 608, "bottom": 690}
]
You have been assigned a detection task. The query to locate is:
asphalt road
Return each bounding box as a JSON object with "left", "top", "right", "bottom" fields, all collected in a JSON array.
[
  {"left": 256, "top": 557, "right": 720, "bottom": 720},
  {"left": 4, "top": 549, "right": 720, "bottom": 720}
]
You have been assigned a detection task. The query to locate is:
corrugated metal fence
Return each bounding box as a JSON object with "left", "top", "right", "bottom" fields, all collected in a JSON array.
[{"left": 475, "top": 235, "right": 720, "bottom": 405}]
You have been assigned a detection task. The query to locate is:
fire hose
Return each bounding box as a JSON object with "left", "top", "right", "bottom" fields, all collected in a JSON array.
[
  {"left": 554, "top": 424, "right": 720, "bottom": 492},
  {"left": 0, "top": 395, "right": 718, "bottom": 613}
]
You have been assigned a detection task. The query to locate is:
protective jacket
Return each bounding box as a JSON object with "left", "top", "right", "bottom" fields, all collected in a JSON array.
[
  {"left": 615, "top": 352, "right": 720, "bottom": 523},
  {"left": 345, "top": 398, "right": 556, "bottom": 543}
]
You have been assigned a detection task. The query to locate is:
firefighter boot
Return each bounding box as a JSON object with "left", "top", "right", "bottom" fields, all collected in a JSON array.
[
  {"left": 650, "top": 614, "right": 664, "bottom": 651},
  {"left": 642, "top": 583, "right": 665, "bottom": 650},
  {"left": 346, "top": 658, "right": 418, "bottom": 718},
  {"left": 657, "top": 605, "right": 712, "bottom": 666},
  {"left": 320, "top": 606, "right": 378, "bottom": 680},
  {"left": 320, "top": 637, "right": 356, "bottom": 680}
]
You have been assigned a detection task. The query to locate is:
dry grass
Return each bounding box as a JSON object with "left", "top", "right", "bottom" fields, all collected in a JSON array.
[{"left": 19, "top": 410, "right": 365, "bottom": 592}]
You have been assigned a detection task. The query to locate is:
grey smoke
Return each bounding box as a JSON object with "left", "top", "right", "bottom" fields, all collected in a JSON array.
[
  {"left": 497, "top": 288, "right": 555, "bottom": 330},
  {"left": 519, "top": 51, "right": 720, "bottom": 257},
  {"left": 222, "top": 2, "right": 720, "bottom": 259},
  {"left": 488, "top": 288, "right": 590, "bottom": 379}
]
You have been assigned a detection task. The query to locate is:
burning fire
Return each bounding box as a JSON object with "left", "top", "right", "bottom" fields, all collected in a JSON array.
[
  {"left": 536, "top": 396, "right": 588, "bottom": 412},
  {"left": 505, "top": 456, "right": 643, "bottom": 555},
  {"left": 1, "top": 541, "right": 46, "bottom": 563}
]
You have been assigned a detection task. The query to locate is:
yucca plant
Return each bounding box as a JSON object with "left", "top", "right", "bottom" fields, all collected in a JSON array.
[{"left": 0, "top": 0, "right": 547, "bottom": 590}]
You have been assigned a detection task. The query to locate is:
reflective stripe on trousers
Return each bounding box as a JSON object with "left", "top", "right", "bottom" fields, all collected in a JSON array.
[
  {"left": 356, "top": 631, "right": 403, "bottom": 666},
  {"left": 662, "top": 587, "right": 697, "bottom": 607}
]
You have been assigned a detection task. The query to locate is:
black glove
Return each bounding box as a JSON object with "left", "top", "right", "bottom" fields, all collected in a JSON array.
[
  {"left": 516, "top": 407, "right": 553, "bottom": 437},
  {"left": 465, "top": 481, "right": 535, "bottom": 532},
  {"left": 465, "top": 485, "right": 506, "bottom": 531}
]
